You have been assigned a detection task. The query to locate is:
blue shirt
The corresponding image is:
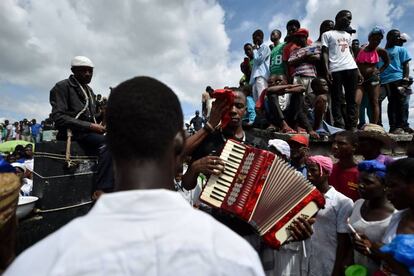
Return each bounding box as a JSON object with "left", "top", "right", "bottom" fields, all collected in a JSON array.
[
  {"left": 243, "top": 96, "right": 256, "bottom": 124},
  {"left": 31, "top": 123, "right": 42, "bottom": 136},
  {"left": 249, "top": 44, "right": 271, "bottom": 85},
  {"left": 378, "top": 46, "right": 411, "bottom": 84}
]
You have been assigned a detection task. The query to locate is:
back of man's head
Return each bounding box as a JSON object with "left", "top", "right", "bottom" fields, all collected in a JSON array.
[{"left": 106, "top": 76, "right": 183, "bottom": 162}]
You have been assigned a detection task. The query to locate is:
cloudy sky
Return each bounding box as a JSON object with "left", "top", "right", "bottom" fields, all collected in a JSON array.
[{"left": 1, "top": 0, "right": 413, "bottom": 126}]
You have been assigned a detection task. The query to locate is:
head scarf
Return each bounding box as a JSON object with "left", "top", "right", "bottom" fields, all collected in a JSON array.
[
  {"left": 308, "top": 155, "right": 333, "bottom": 176},
  {"left": 358, "top": 160, "right": 386, "bottom": 179}
]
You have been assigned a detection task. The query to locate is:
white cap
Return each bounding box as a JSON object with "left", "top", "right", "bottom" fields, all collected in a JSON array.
[
  {"left": 268, "top": 139, "right": 291, "bottom": 159},
  {"left": 401, "top": 33, "right": 409, "bottom": 42},
  {"left": 71, "top": 56, "right": 94, "bottom": 68},
  {"left": 11, "top": 162, "right": 26, "bottom": 172}
]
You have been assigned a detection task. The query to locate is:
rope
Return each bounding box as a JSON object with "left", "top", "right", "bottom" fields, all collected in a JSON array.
[
  {"left": 31, "top": 169, "right": 95, "bottom": 180},
  {"left": 34, "top": 201, "right": 93, "bottom": 213},
  {"left": 34, "top": 154, "right": 97, "bottom": 162},
  {"left": 35, "top": 152, "right": 96, "bottom": 159},
  {"left": 65, "top": 77, "right": 97, "bottom": 168}
]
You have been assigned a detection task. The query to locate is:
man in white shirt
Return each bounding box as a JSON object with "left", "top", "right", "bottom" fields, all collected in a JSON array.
[
  {"left": 250, "top": 29, "right": 271, "bottom": 102},
  {"left": 5, "top": 76, "right": 265, "bottom": 276},
  {"left": 321, "top": 10, "right": 363, "bottom": 131}
]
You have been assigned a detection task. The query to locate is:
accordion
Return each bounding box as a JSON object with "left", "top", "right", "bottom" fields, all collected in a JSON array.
[{"left": 200, "top": 139, "right": 325, "bottom": 248}]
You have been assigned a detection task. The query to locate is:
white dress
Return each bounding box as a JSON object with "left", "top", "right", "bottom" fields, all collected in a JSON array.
[{"left": 349, "top": 199, "right": 394, "bottom": 274}]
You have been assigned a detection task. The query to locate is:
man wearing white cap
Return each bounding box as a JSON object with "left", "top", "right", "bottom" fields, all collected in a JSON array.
[
  {"left": 50, "top": 56, "right": 105, "bottom": 139},
  {"left": 49, "top": 56, "right": 114, "bottom": 194}
]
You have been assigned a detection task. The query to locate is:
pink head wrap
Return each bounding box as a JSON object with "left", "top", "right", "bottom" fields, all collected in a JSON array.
[{"left": 307, "top": 155, "right": 333, "bottom": 176}]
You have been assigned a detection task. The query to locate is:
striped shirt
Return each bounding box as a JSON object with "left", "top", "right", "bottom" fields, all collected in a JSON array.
[{"left": 288, "top": 46, "right": 319, "bottom": 77}]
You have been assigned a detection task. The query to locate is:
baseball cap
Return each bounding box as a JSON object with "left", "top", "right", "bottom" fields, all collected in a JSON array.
[
  {"left": 292, "top": 28, "right": 309, "bottom": 37},
  {"left": 289, "top": 134, "right": 309, "bottom": 147}
]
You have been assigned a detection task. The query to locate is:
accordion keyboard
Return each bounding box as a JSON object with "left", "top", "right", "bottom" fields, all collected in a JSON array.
[{"left": 199, "top": 140, "right": 246, "bottom": 208}]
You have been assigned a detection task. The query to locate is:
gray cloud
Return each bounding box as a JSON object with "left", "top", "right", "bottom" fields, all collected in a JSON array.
[{"left": 0, "top": 0, "right": 241, "bottom": 120}]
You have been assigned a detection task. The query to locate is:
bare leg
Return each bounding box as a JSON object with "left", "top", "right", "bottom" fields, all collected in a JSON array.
[
  {"left": 367, "top": 84, "right": 380, "bottom": 124},
  {"left": 313, "top": 95, "right": 328, "bottom": 131},
  {"left": 355, "top": 85, "right": 364, "bottom": 125}
]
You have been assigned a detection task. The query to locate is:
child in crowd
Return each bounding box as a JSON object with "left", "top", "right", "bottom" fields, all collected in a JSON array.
[
  {"left": 250, "top": 29, "right": 271, "bottom": 102},
  {"left": 349, "top": 160, "right": 395, "bottom": 274},
  {"left": 288, "top": 28, "right": 319, "bottom": 93},
  {"left": 307, "top": 77, "right": 330, "bottom": 133},
  {"left": 258, "top": 74, "right": 305, "bottom": 133},
  {"left": 329, "top": 131, "right": 360, "bottom": 201},
  {"left": 288, "top": 135, "right": 310, "bottom": 177},
  {"left": 269, "top": 29, "right": 285, "bottom": 76},
  {"left": 306, "top": 155, "right": 354, "bottom": 276},
  {"left": 240, "top": 43, "right": 254, "bottom": 86},
  {"left": 241, "top": 85, "right": 256, "bottom": 128}
]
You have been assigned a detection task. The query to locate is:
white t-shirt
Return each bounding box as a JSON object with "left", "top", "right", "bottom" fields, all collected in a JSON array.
[
  {"left": 307, "top": 186, "right": 354, "bottom": 276},
  {"left": 321, "top": 30, "right": 357, "bottom": 73},
  {"left": 6, "top": 189, "right": 265, "bottom": 276},
  {"left": 6, "top": 124, "right": 13, "bottom": 139},
  {"left": 349, "top": 199, "right": 395, "bottom": 274},
  {"left": 382, "top": 209, "right": 408, "bottom": 244}
]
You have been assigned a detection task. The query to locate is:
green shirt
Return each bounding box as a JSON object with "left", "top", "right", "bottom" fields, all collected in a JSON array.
[{"left": 269, "top": 42, "right": 286, "bottom": 75}]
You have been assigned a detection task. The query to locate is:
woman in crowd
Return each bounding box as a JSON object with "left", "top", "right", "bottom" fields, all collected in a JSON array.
[
  {"left": 354, "top": 158, "right": 414, "bottom": 275},
  {"left": 355, "top": 27, "right": 390, "bottom": 125},
  {"left": 349, "top": 160, "right": 395, "bottom": 274}
]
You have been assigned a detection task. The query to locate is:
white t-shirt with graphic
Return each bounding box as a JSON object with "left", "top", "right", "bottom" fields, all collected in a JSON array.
[{"left": 321, "top": 30, "right": 357, "bottom": 73}]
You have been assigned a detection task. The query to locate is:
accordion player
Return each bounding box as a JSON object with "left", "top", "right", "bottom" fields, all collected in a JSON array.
[{"left": 200, "top": 139, "right": 325, "bottom": 248}]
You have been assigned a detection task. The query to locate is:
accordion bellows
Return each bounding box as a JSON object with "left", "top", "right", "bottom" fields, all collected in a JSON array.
[{"left": 200, "top": 139, "right": 325, "bottom": 248}]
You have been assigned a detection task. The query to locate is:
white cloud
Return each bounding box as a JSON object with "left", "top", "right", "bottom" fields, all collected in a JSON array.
[
  {"left": 267, "top": 13, "right": 292, "bottom": 41},
  {"left": 0, "top": 0, "right": 241, "bottom": 120},
  {"left": 300, "top": 0, "right": 400, "bottom": 41}
]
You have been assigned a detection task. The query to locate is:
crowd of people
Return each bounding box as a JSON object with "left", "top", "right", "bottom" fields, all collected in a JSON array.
[
  {"left": 0, "top": 119, "right": 45, "bottom": 143},
  {"left": 201, "top": 10, "right": 412, "bottom": 139},
  {"left": 1, "top": 9, "right": 414, "bottom": 276}
]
